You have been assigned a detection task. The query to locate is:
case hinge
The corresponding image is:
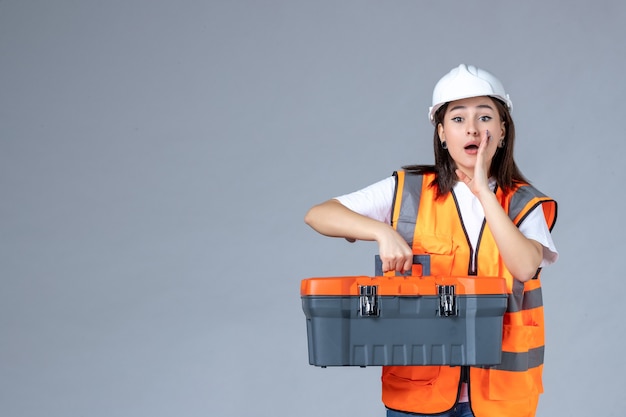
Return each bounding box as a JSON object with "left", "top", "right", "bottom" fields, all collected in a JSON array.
[
  {"left": 438, "top": 285, "right": 457, "bottom": 317},
  {"left": 359, "top": 285, "right": 379, "bottom": 317}
]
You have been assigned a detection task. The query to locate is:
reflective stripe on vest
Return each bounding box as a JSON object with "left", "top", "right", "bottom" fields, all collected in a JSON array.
[
  {"left": 497, "top": 346, "right": 545, "bottom": 372},
  {"left": 391, "top": 172, "right": 422, "bottom": 246},
  {"left": 507, "top": 280, "right": 543, "bottom": 313}
]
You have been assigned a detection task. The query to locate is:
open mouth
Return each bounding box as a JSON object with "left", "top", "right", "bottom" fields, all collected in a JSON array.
[{"left": 464, "top": 144, "right": 479, "bottom": 150}]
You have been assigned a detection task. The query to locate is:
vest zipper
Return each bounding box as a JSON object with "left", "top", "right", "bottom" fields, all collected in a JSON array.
[
  {"left": 451, "top": 189, "right": 484, "bottom": 276},
  {"left": 471, "top": 220, "right": 487, "bottom": 275}
]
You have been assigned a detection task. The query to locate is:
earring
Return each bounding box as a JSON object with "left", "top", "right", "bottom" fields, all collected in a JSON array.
[
  {"left": 498, "top": 139, "right": 505, "bottom": 148},
  {"left": 441, "top": 141, "right": 448, "bottom": 149}
]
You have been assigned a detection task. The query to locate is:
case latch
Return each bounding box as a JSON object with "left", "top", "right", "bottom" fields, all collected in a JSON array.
[
  {"left": 359, "top": 285, "right": 379, "bottom": 317},
  {"left": 438, "top": 285, "right": 457, "bottom": 317}
]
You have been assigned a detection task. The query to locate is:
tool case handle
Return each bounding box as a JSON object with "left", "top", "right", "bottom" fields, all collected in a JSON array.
[{"left": 374, "top": 254, "right": 431, "bottom": 277}]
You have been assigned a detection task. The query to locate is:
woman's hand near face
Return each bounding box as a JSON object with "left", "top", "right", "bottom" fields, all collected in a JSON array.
[{"left": 456, "top": 129, "right": 496, "bottom": 197}]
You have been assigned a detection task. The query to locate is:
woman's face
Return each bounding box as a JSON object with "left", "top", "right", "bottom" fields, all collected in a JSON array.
[{"left": 437, "top": 96, "right": 506, "bottom": 177}]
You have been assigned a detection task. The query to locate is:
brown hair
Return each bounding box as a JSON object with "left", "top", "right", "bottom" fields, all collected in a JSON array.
[{"left": 403, "top": 97, "right": 529, "bottom": 198}]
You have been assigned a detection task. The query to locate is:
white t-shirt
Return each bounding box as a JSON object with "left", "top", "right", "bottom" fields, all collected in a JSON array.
[{"left": 335, "top": 176, "right": 558, "bottom": 266}]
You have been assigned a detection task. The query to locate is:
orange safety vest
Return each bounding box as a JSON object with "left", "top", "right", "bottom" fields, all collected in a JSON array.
[{"left": 382, "top": 171, "right": 557, "bottom": 417}]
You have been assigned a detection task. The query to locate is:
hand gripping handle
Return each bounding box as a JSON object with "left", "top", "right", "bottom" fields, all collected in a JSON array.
[{"left": 374, "top": 254, "right": 431, "bottom": 276}]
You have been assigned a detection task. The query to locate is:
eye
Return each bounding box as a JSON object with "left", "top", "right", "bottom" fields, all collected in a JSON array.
[
  {"left": 479, "top": 115, "right": 492, "bottom": 122},
  {"left": 451, "top": 116, "right": 463, "bottom": 123}
]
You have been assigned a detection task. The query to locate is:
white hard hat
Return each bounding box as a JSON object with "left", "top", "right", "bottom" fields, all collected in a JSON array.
[{"left": 428, "top": 64, "right": 512, "bottom": 124}]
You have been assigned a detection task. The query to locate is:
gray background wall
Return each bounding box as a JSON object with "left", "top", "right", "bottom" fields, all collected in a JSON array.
[{"left": 1, "top": 1, "right": 623, "bottom": 416}]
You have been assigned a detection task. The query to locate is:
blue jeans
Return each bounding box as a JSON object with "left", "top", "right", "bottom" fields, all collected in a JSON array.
[{"left": 387, "top": 402, "right": 474, "bottom": 417}]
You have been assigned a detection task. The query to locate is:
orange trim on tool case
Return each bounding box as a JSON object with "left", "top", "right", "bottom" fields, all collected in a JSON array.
[{"left": 301, "top": 275, "right": 507, "bottom": 296}]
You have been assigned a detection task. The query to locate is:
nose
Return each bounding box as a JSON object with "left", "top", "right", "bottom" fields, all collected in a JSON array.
[{"left": 466, "top": 121, "right": 478, "bottom": 136}]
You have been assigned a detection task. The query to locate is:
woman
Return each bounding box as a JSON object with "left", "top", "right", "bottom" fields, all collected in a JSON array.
[{"left": 304, "top": 64, "right": 558, "bottom": 417}]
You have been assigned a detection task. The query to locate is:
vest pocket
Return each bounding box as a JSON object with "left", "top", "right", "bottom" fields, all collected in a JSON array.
[
  {"left": 487, "top": 324, "right": 543, "bottom": 400},
  {"left": 384, "top": 365, "right": 441, "bottom": 386},
  {"left": 414, "top": 234, "right": 456, "bottom": 276}
]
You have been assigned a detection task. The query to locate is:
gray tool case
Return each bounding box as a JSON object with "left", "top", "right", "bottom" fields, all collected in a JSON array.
[{"left": 301, "top": 255, "right": 509, "bottom": 367}]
